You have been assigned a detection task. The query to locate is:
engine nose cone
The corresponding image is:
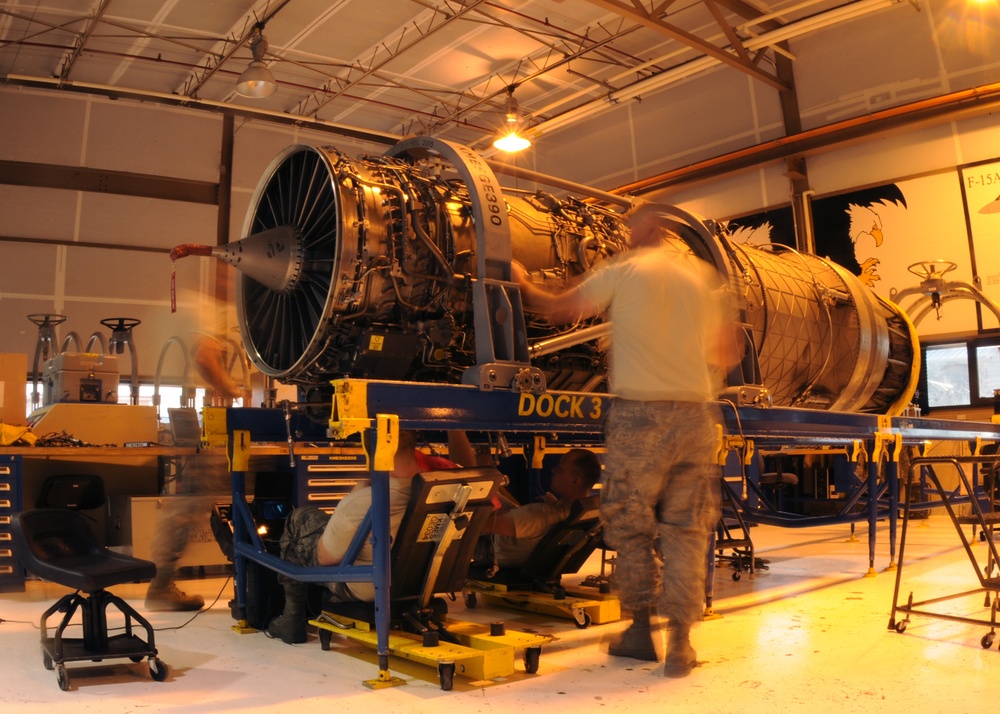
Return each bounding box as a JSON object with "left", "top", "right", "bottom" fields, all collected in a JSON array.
[{"left": 217, "top": 225, "right": 303, "bottom": 293}]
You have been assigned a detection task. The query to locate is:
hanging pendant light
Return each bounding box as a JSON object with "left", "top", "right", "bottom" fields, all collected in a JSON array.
[
  {"left": 235, "top": 23, "right": 277, "bottom": 99},
  {"left": 493, "top": 86, "right": 531, "bottom": 152}
]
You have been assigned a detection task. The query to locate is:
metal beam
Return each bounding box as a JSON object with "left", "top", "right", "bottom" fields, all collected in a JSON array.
[
  {"left": 293, "top": 0, "right": 489, "bottom": 119},
  {"left": 585, "top": 0, "right": 788, "bottom": 92},
  {"left": 0, "top": 73, "right": 402, "bottom": 145},
  {"left": 57, "top": 0, "right": 113, "bottom": 81},
  {"left": 709, "top": 0, "right": 785, "bottom": 32},
  {"left": 0, "top": 159, "right": 218, "bottom": 204},
  {"left": 216, "top": 114, "right": 235, "bottom": 304},
  {"left": 0, "top": 234, "right": 171, "bottom": 254}
]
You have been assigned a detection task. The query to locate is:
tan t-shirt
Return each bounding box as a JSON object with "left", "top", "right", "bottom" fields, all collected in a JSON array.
[
  {"left": 318, "top": 451, "right": 457, "bottom": 600},
  {"left": 578, "top": 244, "right": 726, "bottom": 401},
  {"left": 491, "top": 499, "right": 571, "bottom": 568}
]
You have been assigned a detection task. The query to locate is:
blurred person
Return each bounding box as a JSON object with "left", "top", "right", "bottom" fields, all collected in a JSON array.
[
  {"left": 145, "top": 292, "right": 243, "bottom": 612},
  {"left": 514, "top": 203, "right": 740, "bottom": 677}
]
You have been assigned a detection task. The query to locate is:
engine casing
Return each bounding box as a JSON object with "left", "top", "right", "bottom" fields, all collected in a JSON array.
[{"left": 232, "top": 142, "right": 918, "bottom": 414}]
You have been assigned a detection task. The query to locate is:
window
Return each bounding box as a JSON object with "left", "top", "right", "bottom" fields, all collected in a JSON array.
[
  {"left": 976, "top": 344, "right": 1000, "bottom": 400},
  {"left": 921, "top": 336, "right": 1000, "bottom": 411},
  {"left": 924, "top": 343, "right": 970, "bottom": 408}
]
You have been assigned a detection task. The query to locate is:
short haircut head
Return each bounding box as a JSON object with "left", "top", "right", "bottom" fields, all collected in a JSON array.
[
  {"left": 397, "top": 429, "right": 417, "bottom": 452},
  {"left": 624, "top": 203, "right": 682, "bottom": 246},
  {"left": 566, "top": 448, "right": 602, "bottom": 488}
]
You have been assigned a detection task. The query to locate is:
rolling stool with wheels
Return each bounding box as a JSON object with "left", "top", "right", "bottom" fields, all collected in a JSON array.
[{"left": 11, "top": 509, "right": 168, "bottom": 690}]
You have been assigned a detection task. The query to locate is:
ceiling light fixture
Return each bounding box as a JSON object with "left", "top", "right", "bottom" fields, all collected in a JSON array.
[
  {"left": 235, "top": 23, "right": 277, "bottom": 99},
  {"left": 493, "top": 86, "right": 531, "bottom": 153}
]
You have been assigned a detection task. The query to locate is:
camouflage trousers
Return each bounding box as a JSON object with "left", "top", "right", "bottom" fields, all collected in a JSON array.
[
  {"left": 601, "top": 398, "right": 722, "bottom": 627},
  {"left": 279, "top": 506, "right": 362, "bottom": 601},
  {"left": 278, "top": 506, "right": 332, "bottom": 579},
  {"left": 150, "top": 450, "right": 229, "bottom": 585}
]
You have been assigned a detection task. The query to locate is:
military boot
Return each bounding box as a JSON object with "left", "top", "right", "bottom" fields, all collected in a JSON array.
[
  {"left": 145, "top": 578, "right": 204, "bottom": 612},
  {"left": 266, "top": 582, "right": 309, "bottom": 644},
  {"left": 663, "top": 624, "right": 697, "bottom": 677},
  {"left": 608, "top": 606, "right": 658, "bottom": 661}
]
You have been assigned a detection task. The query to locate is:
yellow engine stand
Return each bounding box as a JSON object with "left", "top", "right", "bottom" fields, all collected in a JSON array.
[
  {"left": 309, "top": 611, "right": 551, "bottom": 690},
  {"left": 463, "top": 579, "right": 621, "bottom": 628}
]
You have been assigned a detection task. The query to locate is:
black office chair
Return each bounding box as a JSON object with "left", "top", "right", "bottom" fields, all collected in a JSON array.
[
  {"left": 11, "top": 506, "right": 168, "bottom": 691},
  {"left": 36, "top": 473, "right": 107, "bottom": 511}
]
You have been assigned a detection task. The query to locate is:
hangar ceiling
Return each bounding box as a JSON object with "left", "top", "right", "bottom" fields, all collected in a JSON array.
[{"left": 0, "top": 0, "right": 920, "bottom": 153}]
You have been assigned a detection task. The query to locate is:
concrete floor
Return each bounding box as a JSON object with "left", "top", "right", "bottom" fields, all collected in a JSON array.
[{"left": 1, "top": 515, "right": 996, "bottom": 713}]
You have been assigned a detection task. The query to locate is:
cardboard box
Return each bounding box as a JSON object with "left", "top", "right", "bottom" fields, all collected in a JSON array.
[
  {"left": 108, "top": 494, "right": 231, "bottom": 571},
  {"left": 0, "top": 353, "right": 27, "bottom": 426}
]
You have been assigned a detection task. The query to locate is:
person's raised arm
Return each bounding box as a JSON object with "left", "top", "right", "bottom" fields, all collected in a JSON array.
[
  {"left": 447, "top": 430, "right": 477, "bottom": 468},
  {"left": 191, "top": 335, "right": 241, "bottom": 399},
  {"left": 512, "top": 262, "right": 601, "bottom": 326}
]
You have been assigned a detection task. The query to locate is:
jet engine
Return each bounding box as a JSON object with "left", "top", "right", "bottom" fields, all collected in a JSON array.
[{"left": 174, "top": 139, "right": 918, "bottom": 415}]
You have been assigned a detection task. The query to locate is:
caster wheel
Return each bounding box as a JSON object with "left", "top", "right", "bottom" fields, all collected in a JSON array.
[
  {"left": 56, "top": 664, "right": 69, "bottom": 691},
  {"left": 438, "top": 661, "right": 455, "bottom": 691},
  {"left": 894, "top": 620, "right": 908, "bottom": 633},
  {"left": 42, "top": 652, "right": 53, "bottom": 671},
  {"left": 129, "top": 655, "right": 145, "bottom": 663},
  {"left": 574, "top": 612, "right": 593, "bottom": 629},
  {"left": 732, "top": 570, "right": 742, "bottom": 581},
  {"left": 319, "top": 629, "right": 332, "bottom": 651},
  {"left": 464, "top": 591, "right": 478, "bottom": 609},
  {"left": 149, "top": 658, "right": 169, "bottom": 681},
  {"left": 981, "top": 632, "right": 995, "bottom": 649},
  {"left": 524, "top": 646, "right": 541, "bottom": 674}
]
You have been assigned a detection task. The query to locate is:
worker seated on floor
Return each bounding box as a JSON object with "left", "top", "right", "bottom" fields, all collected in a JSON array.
[
  {"left": 266, "top": 429, "right": 476, "bottom": 645},
  {"left": 473, "top": 448, "right": 602, "bottom": 571}
]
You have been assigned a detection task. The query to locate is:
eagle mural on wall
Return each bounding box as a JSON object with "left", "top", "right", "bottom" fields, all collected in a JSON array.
[{"left": 727, "top": 184, "right": 908, "bottom": 288}]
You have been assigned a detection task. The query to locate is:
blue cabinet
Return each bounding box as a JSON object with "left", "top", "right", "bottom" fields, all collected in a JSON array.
[
  {"left": 0, "top": 455, "right": 23, "bottom": 592},
  {"left": 294, "top": 449, "right": 368, "bottom": 511}
]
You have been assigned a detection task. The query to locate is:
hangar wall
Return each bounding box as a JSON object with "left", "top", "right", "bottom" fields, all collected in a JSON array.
[{"left": 0, "top": 87, "right": 385, "bottom": 382}]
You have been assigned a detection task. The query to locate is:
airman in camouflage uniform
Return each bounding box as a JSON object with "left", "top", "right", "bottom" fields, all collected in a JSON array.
[{"left": 514, "top": 202, "right": 737, "bottom": 677}]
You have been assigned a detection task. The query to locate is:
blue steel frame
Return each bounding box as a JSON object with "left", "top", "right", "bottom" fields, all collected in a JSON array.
[
  {"left": 720, "top": 402, "right": 1000, "bottom": 573},
  {"left": 224, "top": 380, "right": 1000, "bottom": 679},
  {"left": 224, "top": 408, "right": 382, "bottom": 620},
  {"left": 224, "top": 381, "right": 609, "bottom": 679}
]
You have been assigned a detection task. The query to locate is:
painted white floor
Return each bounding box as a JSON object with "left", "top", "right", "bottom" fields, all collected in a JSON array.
[{"left": 1, "top": 515, "right": 996, "bottom": 714}]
